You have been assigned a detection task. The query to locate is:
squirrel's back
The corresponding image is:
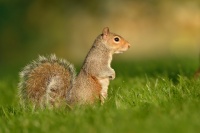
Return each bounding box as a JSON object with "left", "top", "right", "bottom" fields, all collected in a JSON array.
[{"left": 18, "top": 54, "right": 76, "bottom": 108}]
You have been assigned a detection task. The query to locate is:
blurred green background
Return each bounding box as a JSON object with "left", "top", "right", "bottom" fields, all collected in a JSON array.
[{"left": 0, "top": 0, "right": 200, "bottom": 76}]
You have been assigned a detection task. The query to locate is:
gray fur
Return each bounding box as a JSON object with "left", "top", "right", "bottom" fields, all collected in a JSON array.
[
  {"left": 66, "top": 35, "right": 115, "bottom": 105},
  {"left": 18, "top": 27, "right": 130, "bottom": 107}
]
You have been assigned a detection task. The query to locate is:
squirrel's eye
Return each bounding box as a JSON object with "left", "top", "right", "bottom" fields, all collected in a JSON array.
[{"left": 114, "top": 37, "right": 120, "bottom": 42}]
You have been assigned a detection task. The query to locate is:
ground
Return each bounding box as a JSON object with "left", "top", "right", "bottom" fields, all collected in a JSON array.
[{"left": 0, "top": 57, "right": 200, "bottom": 133}]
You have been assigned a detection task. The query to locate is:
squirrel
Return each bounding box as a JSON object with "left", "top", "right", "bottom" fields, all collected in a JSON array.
[{"left": 18, "top": 27, "right": 130, "bottom": 108}]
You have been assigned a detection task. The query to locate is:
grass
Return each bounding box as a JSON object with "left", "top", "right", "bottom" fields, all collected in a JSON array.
[{"left": 0, "top": 57, "right": 200, "bottom": 133}]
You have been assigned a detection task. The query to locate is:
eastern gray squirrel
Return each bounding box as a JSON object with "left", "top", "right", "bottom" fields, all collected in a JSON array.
[{"left": 18, "top": 27, "right": 130, "bottom": 108}]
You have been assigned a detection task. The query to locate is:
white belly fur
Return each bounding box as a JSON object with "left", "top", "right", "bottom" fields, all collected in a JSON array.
[{"left": 98, "top": 78, "right": 110, "bottom": 104}]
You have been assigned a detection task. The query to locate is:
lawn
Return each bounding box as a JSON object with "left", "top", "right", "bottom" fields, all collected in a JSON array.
[{"left": 0, "top": 57, "right": 200, "bottom": 133}]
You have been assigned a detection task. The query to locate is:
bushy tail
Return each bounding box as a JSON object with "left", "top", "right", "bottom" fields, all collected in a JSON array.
[{"left": 18, "top": 54, "right": 76, "bottom": 108}]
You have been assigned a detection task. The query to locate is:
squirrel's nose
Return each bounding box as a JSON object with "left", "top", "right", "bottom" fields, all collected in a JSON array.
[{"left": 127, "top": 43, "right": 131, "bottom": 48}]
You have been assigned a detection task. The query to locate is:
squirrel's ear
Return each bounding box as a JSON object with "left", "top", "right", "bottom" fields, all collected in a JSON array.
[{"left": 102, "top": 27, "right": 110, "bottom": 40}]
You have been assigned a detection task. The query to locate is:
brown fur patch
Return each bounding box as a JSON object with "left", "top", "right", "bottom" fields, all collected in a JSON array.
[
  {"left": 26, "top": 62, "right": 71, "bottom": 107},
  {"left": 194, "top": 68, "right": 200, "bottom": 79},
  {"left": 88, "top": 75, "right": 102, "bottom": 102}
]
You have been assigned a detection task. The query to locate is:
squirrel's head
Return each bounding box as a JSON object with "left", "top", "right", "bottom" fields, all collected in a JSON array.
[{"left": 101, "top": 27, "right": 130, "bottom": 54}]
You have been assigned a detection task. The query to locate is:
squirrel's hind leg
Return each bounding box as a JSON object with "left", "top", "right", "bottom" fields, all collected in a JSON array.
[
  {"left": 45, "top": 76, "right": 61, "bottom": 108},
  {"left": 45, "top": 75, "right": 69, "bottom": 108}
]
